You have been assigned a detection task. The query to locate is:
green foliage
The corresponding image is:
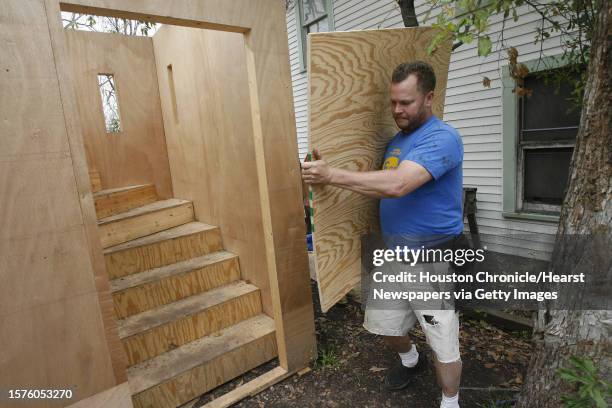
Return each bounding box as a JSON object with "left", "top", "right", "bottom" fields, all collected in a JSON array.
[
  {"left": 478, "top": 35, "right": 492, "bottom": 56},
  {"left": 62, "top": 13, "right": 156, "bottom": 36},
  {"left": 315, "top": 345, "right": 339, "bottom": 369},
  {"left": 108, "top": 118, "right": 121, "bottom": 133},
  {"left": 423, "top": 0, "right": 602, "bottom": 109},
  {"left": 557, "top": 356, "right": 612, "bottom": 408}
]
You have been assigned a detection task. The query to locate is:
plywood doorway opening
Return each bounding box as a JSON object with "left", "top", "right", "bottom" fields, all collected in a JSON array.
[{"left": 58, "top": 2, "right": 315, "bottom": 407}]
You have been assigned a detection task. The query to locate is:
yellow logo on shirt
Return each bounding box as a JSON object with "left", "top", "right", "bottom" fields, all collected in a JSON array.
[
  {"left": 383, "top": 156, "right": 399, "bottom": 169},
  {"left": 383, "top": 148, "right": 402, "bottom": 169}
]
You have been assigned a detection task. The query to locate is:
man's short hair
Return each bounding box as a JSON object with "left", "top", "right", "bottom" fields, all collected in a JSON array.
[{"left": 391, "top": 61, "right": 436, "bottom": 94}]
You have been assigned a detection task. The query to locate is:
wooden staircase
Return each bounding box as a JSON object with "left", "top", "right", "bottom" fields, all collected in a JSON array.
[{"left": 93, "top": 183, "right": 278, "bottom": 408}]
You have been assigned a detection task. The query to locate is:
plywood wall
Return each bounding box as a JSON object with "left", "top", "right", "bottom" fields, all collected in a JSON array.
[
  {"left": 0, "top": 0, "right": 119, "bottom": 406},
  {"left": 65, "top": 30, "right": 172, "bottom": 198},
  {"left": 309, "top": 28, "right": 452, "bottom": 312},
  {"left": 152, "top": 26, "right": 273, "bottom": 315}
]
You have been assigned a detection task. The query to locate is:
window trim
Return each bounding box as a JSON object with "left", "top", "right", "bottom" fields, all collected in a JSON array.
[
  {"left": 295, "top": 0, "right": 335, "bottom": 73},
  {"left": 502, "top": 53, "right": 573, "bottom": 222}
]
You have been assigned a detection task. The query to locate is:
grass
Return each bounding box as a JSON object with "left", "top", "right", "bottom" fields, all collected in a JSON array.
[{"left": 315, "top": 345, "right": 339, "bottom": 369}]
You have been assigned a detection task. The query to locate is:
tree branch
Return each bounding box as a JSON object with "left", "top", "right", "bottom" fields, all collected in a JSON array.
[{"left": 397, "top": 0, "right": 419, "bottom": 27}]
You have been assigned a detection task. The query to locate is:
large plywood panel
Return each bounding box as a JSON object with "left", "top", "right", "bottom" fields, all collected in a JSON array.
[
  {"left": 0, "top": 0, "right": 121, "bottom": 404},
  {"left": 152, "top": 26, "right": 272, "bottom": 315},
  {"left": 309, "top": 28, "right": 452, "bottom": 312},
  {"left": 65, "top": 30, "right": 172, "bottom": 197}
]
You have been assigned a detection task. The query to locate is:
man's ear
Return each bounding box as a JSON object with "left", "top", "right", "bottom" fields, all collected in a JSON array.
[{"left": 425, "top": 91, "right": 434, "bottom": 108}]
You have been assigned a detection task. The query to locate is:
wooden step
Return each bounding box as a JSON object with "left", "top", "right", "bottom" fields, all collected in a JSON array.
[
  {"left": 94, "top": 184, "right": 158, "bottom": 219},
  {"left": 119, "top": 281, "right": 262, "bottom": 366},
  {"left": 128, "top": 314, "right": 277, "bottom": 408},
  {"left": 104, "top": 222, "right": 223, "bottom": 279},
  {"left": 111, "top": 251, "right": 241, "bottom": 319},
  {"left": 90, "top": 170, "right": 102, "bottom": 193},
  {"left": 98, "top": 199, "right": 195, "bottom": 249}
]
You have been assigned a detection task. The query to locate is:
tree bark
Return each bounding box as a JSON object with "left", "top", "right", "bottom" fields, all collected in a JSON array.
[
  {"left": 516, "top": 1, "right": 612, "bottom": 407},
  {"left": 398, "top": 0, "right": 419, "bottom": 27}
]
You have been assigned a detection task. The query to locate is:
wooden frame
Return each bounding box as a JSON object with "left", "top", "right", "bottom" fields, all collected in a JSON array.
[
  {"left": 0, "top": 0, "right": 315, "bottom": 405},
  {"left": 57, "top": 0, "right": 315, "bottom": 371}
]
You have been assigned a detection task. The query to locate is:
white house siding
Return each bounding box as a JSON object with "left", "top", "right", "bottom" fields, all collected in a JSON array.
[
  {"left": 286, "top": 6, "right": 310, "bottom": 160},
  {"left": 286, "top": 1, "right": 567, "bottom": 260}
]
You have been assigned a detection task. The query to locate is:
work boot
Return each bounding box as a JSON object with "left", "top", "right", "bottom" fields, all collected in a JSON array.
[{"left": 384, "top": 357, "right": 425, "bottom": 390}]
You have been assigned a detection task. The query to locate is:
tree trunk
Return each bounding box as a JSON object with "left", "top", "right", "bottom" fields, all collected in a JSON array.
[
  {"left": 398, "top": 0, "right": 419, "bottom": 27},
  {"left": 517, "top": 1, "right": 612, "bottom": 407}
]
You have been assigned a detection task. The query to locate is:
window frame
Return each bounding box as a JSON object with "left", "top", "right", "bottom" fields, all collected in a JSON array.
[
  {"left": 502, "top": 54, "right": 576, "bottom": 222},
  {"left": 295, "top": 0, "right": 335, "bottom": 73}
]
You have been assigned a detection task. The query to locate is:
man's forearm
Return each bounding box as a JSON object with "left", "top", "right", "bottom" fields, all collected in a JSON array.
[{"left": 329, "top": 168, "right": 403, "bottom": 198}]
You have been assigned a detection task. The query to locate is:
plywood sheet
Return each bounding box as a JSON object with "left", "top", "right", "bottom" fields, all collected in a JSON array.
[
  {"left": 308, "top": 28, "right": 452, "bottom": 312},
  {"left": 0, "top": 0, "right": 119, "bottom": 404},
  {"left": 65, "top": 30, "right": 173, "bottom": 198}
]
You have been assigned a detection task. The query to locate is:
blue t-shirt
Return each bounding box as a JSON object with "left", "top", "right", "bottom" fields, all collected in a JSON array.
[{"left": 380, "top": 115, "right": 464, "bottom": 241}]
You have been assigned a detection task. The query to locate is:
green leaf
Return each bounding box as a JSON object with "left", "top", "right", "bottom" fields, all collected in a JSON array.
[
  {"left": 477, "top": 36, "right": 492, "bottom": 56},
  {"left": 558, "top": 368, "right": 582, "bottom": 383},
  {"left": 427, "top": 31, "right": 449, "bottom": 55},
  {"left": 458, "top": 31, "right": 474, "bottom": 44},
  {"left": 591, "top": 389, "right": 606, "bottom": 407}
]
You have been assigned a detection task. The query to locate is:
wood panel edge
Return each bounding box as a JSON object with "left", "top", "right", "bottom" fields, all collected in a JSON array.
[{"left": 44, "top": 0, "right": 128, "bottom": 384}]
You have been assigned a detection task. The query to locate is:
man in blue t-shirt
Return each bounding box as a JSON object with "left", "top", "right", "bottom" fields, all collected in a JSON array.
[{"left": 302, "top": 61, "right": 463, "bottom": 408}]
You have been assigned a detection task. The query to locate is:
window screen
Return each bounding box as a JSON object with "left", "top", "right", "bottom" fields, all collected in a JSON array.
[
  {"left": 523, "top": 147, "right": 573, "bottom": 205},
  {"left": 519, "top": 72, "right": 580, "bottom": 142}
]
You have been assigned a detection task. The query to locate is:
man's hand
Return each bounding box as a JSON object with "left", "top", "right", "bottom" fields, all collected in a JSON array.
[{"left": 302, "top": 149, "right": 333, "bottom": 185}]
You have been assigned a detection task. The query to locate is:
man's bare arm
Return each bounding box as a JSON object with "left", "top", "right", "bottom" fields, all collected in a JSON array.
[{"left": 301, "top": 150, "right": 432, "bottom": 198}]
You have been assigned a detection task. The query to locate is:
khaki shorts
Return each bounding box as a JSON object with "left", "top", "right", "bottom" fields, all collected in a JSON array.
[{"left": 363, "top": 261, "right": 461, "bottom": 364}]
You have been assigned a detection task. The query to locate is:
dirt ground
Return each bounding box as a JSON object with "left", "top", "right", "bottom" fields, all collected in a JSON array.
[{"left": 192, "top": 282, "right": 533, "bottom": 408}]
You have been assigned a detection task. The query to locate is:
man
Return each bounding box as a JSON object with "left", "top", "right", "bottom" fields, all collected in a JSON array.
[{"left": 302, "top": 61, "right": 463, "bottom": 408}]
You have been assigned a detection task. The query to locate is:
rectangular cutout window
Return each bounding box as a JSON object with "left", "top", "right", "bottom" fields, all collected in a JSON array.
[
  {"left": 97, "top": 74, "right": 122, "bottom": 133},
  {"left": 167, "top": 64, "right": 179, "bottom": 124}
]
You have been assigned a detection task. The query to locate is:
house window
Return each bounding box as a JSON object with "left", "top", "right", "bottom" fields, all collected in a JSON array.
[
  {"left": 502, "top": 57, "right": 581, "bottom": 221},
  {"left": 517, "top": 72, "right": 579, "bottom": 214},
  {"left": 296, "top": 0, "right": 334, "bottom": 71}
]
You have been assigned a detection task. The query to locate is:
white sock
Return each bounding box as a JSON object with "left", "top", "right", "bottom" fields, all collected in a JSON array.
[
  {"left": 398, "top": 344, "right": 419, "bottom": 368},
  {"left": 440, "top": 392, "right": 459, "bottom": 408}
]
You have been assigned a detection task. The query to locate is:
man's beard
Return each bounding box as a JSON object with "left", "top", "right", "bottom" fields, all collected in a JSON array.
[{"left": 395, "top": 107, "right": 428, "bottom": 134}]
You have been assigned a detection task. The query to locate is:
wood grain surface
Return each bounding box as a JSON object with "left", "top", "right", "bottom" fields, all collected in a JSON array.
[
  {"left": 0, "top": 1, "right": 121, "bottom": 404},
  {"left": 308, "top": 28, "right": 452, "bottom": 312},
  {"left": 104, "top": 222, "right": 223, "bottom": 279},
  {"left": 111, "top": 252, "right": 241, "bottom": 319},
  {"left": 129, "top": 315, "right": 277, "bottom": 408},
  {"left": 94, "top": 184, "right": 158, "bottom": 219},
  {"left": 120, "top": 283, "right": 262, "bottom": 365},
  {"left": 98, "top": 199, "right": 195, "bottom": 248}
]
